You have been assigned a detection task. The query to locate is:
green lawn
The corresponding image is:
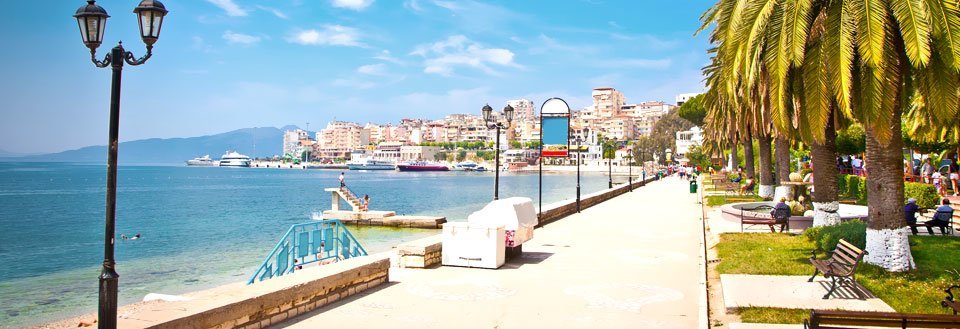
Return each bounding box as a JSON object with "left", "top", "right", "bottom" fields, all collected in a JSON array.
[
  {"left": 736, "top": 307, "right": 810, "bottom": 324},
  {"left": 717, "top": 233, "right": 960, "bottom": 316},
  {"left": 705, "top": 194, "right": 765, "bottom": 206}
]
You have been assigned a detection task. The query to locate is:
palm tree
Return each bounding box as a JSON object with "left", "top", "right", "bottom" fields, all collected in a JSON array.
[{"left": 701, "top": 0, "right": 960, "bottom": 272}]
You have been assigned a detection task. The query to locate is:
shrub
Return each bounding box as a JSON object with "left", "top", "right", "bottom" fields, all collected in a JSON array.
[
  {"left": 904, "top": 182, "right": 939, "bottom": 209},
  {"left": 802, "top": 220, "right": 867, "bottom": 252},
  {"left": 841, "top": 175, "right": 867, "bottom": 204},
  {"left": 836, "top": 175, "right": 847, "bottom": 197}
]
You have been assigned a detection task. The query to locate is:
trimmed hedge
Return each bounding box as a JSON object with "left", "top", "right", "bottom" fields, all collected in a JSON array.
[
  {"left": 802, "top": 220, "right": 867, "bottom": 252},
  {"left": 839, "top": 175, "right": 867, "bottom": 205},
  {"left": 904, "top": 182, "right": 938, "bottom": 209},
  {"left": 836, "top": 175, "right": 938, "bottom": 208}
]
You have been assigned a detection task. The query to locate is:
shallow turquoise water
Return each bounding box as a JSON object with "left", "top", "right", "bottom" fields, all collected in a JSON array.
[{"left": 0, "top": 162, "right": 609, "bottom": 327}]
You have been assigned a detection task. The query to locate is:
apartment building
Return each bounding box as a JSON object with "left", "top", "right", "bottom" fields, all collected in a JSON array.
[
  {"left": 506, "top": 99, "right": 536, "bottom": 123},
  {"left": 318, "top": 121, "right": 368, "bottom": 150},
  {"left": 591, "top": 87, "right": 625, "bottom": 119}
]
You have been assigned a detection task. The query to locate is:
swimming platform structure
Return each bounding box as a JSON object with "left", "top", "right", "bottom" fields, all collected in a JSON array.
[{"left": 320, "top": 187, "right": 446, "bottom": 229}]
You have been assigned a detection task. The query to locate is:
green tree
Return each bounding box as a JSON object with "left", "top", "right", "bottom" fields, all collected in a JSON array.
[
  {"left": 677, "top": 94, "right": 707, "bottom": 126},
  {"left": 835, "top": 124, "right": 866, "bottom": 156}
]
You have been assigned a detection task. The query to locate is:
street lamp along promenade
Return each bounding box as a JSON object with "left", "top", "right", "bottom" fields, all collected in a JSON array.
[
  {"left": 482, "top": 104, "right": 514, "bottom": 200},
  {"left": 74, "top": 1, "right": 168, "bottom": 328}
]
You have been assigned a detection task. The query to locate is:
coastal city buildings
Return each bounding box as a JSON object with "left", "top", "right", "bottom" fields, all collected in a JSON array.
[
  {"left": 288, "top": 86, "right": 687, "bottom": 163},
  {"left": 675, "top": 93, "right": 700, "bottom": 106},
  {"left": 675, "top": 126, "right": 704, "bottom": 163}
]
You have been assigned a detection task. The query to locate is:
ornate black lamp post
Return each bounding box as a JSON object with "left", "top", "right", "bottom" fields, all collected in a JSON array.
[
  {"left": 605, "top": 139, "right": 613, "bottom": 189},
  {"left": 482, "top": 104, "right": 514, "bottom": 200},
  {"left": 625, "top": 153, "right": 633, "bottom": 191},
  {"left": 73, "top": 1, "right": 167, "bottom": 328},
  {"left": 575, "top": 135, "right": 582, "bottom": 212}
]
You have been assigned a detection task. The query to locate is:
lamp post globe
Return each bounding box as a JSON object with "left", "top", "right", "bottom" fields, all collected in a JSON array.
[
  {"left": 482, "top": 104, "right": 493, "bottom": 123},
  {"left": 133, "top": 0, "right": 168, "bottom": 47},
  {"left": 74, "top": 1, "right": 110, "bottom": 51},
  {"left": 503, "top": 104, "right": 514, "bottom": 123}
]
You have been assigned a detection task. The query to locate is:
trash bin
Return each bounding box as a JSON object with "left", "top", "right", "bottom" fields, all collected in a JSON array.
[
  {"left": 689, "top": 180, "right": 698, "bottom": 193},
  {"left": 466, "top": 197, "right": 537, "bottom": 261}
]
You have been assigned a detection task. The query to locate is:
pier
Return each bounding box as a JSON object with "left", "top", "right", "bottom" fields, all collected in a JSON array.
[{"left": 322, "top": 187, "right": 446, "bottom": 229}]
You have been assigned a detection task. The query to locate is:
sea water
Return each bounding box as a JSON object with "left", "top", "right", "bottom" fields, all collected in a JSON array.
[{"left": 0, "top": 162, "right": 610, "bottom": 328}]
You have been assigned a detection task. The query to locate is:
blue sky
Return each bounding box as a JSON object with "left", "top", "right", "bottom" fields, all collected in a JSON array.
[{"left": 0, "top": 0, "right": 714, "bottom": 154}]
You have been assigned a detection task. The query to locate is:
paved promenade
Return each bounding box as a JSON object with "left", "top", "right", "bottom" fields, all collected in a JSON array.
[{"left": 278, "top": 177, "right": 706, "bottom": 329}]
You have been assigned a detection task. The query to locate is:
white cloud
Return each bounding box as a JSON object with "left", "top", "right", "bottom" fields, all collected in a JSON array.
[
  {"left": 374, "top": 50, "right": 404, "bottom": 64},
  {"left": 223, "top": 31, "right": 261, "bottom": 45},
  {"left": 206, "top": 0, "right": 247, "bottom": 17},
  {"left": 256, "top": 5, "right": 289, "bottom": 19},
  {"left": 331, "top": 0, "right": 374, "bottom": 11},
  {"left": 403, "top": 0, "right": 424, "bottom": 12},
  {"left": 357, "top": 63, "right": 386, "bottom": 75},
  {"left": 288, "top": 25, "right": 364, "bottom": 47},
  {"left": 332, "top": 78, "right": 377, "bottom": 89},
  {"left": 410, "top": 35, "right": 520, "bottom": 76}
]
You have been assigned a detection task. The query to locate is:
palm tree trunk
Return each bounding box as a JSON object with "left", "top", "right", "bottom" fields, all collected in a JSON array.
[
  {"left": 729, "top": 142, "right": 739, "bottom": 172},
  {"left": 774, "top": 135, "right": 793, "bottom": 200},
  {"left": 810, "top": 114, "right": 840, "bottom": 226},
  {"left": 757, "top": 134, "right": 775, "bottom": 198},
  {"left": 863, "top": 34, "right": 914, "bottom": 272},
  {"left": 742, "top": 132, "right": 756, "bottom": 180}
]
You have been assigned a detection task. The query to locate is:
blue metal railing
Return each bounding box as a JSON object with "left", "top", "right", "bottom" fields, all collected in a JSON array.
[{"left": 247, "top": 219, "right": 368, "bottom": 284}]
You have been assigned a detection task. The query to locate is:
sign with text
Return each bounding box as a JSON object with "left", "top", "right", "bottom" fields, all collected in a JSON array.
[{"left": 540, "top": 98, "right": 571, "bottom": 157}]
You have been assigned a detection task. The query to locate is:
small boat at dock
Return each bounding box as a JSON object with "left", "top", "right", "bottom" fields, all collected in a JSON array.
[{"left": 397, "top": 161, "right": 450, "bottom": 172}]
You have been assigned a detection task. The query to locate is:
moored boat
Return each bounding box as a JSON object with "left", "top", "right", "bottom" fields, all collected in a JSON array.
[
  {"left": 186, "top": 155, "right": 218, "bottom": 166},
  {"left": 219, "top": 151, "right": 251, "bottom": 167},
  {"left": 347, "top": 157, "right": 396, "bottom": 170},
  {"left": 397, "top": 161, "right": 450, "bottom": 172}
]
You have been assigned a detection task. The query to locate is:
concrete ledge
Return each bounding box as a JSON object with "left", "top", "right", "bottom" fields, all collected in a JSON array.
[
  {"left": 537, "top": 177, "right": 656, "bottom": 227},
  {"left": 115, "top": 253, "right": 391, "bottom": 329},
  {"left": 396, "top": 235, "right": 442, "bottom": 268}
]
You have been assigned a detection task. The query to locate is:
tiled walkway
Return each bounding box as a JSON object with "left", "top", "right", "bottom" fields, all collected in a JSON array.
[{"left": 277, "top": 177, "right": 707, "bottom": 329}]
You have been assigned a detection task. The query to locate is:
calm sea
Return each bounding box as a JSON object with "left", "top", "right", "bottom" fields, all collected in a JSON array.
[{"left": 0, "top": 162, "right": 609, "bottom": 328}]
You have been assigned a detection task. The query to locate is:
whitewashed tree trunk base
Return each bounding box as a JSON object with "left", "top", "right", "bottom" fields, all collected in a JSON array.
[
  {"left": 812, "top": 201, "right": 841, "bottom": 227},
  {"left": 773, "top": 186, "right": 794, "bottom": 202},
  {"left": 864, "top": 228, "right": 915, "bottom": 272},
  {"left": 758, "top": 185, "right": 775, "bottom": 199}
]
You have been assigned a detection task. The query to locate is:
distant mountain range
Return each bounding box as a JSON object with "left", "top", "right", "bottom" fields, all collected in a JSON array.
[{"left": 2, "top": 126, "right": 298, "bottom": 164}]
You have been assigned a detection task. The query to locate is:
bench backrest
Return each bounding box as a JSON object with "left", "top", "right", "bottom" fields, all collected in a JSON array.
[
  {"left": 805, "top": 309, "right": 960, "bottom": 328},
  {"left": 935, "top": 209, "right": 955, "bottom": 222},
  {"left": 827, "top": 239, "right": 867, "bottom": 276}
]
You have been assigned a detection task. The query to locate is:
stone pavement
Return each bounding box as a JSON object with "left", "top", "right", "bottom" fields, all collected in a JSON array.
[
  {"left": 721, "top": 275, "right": 894, "bottom": 313},
  {"left": 277, "top": 177, "right": 707, "bottom": 329}
]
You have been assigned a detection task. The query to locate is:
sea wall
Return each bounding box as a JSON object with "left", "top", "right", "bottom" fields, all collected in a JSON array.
[
  {"left": 396, "top": 234, "right": 443, "bottom": 268},
  {"left": 113, "top": 254, "right": 390, "bottom": 329},
  {"left": 537, "top": 176, "right": 657, "bottom": 227}
]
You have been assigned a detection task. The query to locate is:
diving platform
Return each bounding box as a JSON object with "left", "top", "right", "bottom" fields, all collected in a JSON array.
[{"left": 322, "top": 188, "right": 446, "bottom": 229}]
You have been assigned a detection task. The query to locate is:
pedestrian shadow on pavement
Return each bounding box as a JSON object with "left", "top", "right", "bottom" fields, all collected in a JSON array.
[{"left": 500, "top": 252, "right": 554, "bottom": 269}]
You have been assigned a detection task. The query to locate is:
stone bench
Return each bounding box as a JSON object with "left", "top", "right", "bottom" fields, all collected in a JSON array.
[{"left": 396, "top": 234, "right": 442, "bottom": 268}]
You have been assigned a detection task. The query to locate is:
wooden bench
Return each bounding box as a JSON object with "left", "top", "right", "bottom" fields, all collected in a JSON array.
[
  {"left": 944, "top": 285, "right": 960, "bottom": 315},
  {"left": 808, "top": 239, "right": 868, "bottom": 299},
  {"left": 803, "top": 309, "right": 960, "bottom": 328},
  {"left": 739, "top": 205, "right": 790, "bottom": 232}
]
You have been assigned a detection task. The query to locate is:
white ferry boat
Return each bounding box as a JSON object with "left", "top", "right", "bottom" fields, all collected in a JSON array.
[
  {"left": 219, "top": 151, "right": 251, "bottom": 167},
  {"left": 185, "top": 155, "right": 218, "bottom": 166},
  {"left": 347, "top": 157, "right": 396, "bottom": 170}
]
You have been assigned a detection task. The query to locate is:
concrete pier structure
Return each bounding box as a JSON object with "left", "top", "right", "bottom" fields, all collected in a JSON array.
[{"left": 322, "top": 188, "right": 446, "bottom": 229}]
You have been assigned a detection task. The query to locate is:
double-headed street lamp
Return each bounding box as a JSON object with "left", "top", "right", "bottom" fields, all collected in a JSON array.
[
  {"left": 482, "top": 104, "right": 514, "bottom": 200},
  {"left": 74, "top": 1, "right": 168, "bottom": 328},
  {"left": 625, "top": 153, "right": 633, "bottom": 191}
]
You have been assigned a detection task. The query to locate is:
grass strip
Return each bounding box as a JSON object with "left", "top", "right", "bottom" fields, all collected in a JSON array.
[
  {"left": 716, "top": 233, "right": 960, "bottom": 314},
  {"left": 736, "top": 307, "right": 810, "bottom": 324}
]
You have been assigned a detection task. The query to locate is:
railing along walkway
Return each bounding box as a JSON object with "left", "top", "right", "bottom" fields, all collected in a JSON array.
[{"left": 248, "top": 219, "right": 368, "bottom": 284}]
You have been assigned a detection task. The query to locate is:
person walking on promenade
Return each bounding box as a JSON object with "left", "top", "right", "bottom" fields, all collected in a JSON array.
[
  {"left": 339, "top": 172, "right": 345, "bottom": 188},
  {"left": 921, "top": 158, "right": 935, "bottom": 184},
  {"left": 905, "top": 198, "right": 920, "bottom": 235},
  {"left": 933, "top": 171, "right": 945, "bottom": 196},
  {"left": 851, "top": 155, "right": 863, "bottom": 175},
  {"left": 925, "top": 199, "right": 954, "bottom": 235},
  {"left": 949, "top": 158, "right": 959, "bottom": 196}
]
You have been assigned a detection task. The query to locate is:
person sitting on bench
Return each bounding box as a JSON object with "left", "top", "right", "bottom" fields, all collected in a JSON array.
[
  {"left": 905, "top": 198, "right": 920, "bottom": 235},
  {"left": 739, "top": 178, "right": 755, "bottom": 194},
  {"left": 768, "top": 197, "right": 791, "bottom": 232},
  {"left": 926, "top": 199, "right": 954, "bottom": 235}
]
